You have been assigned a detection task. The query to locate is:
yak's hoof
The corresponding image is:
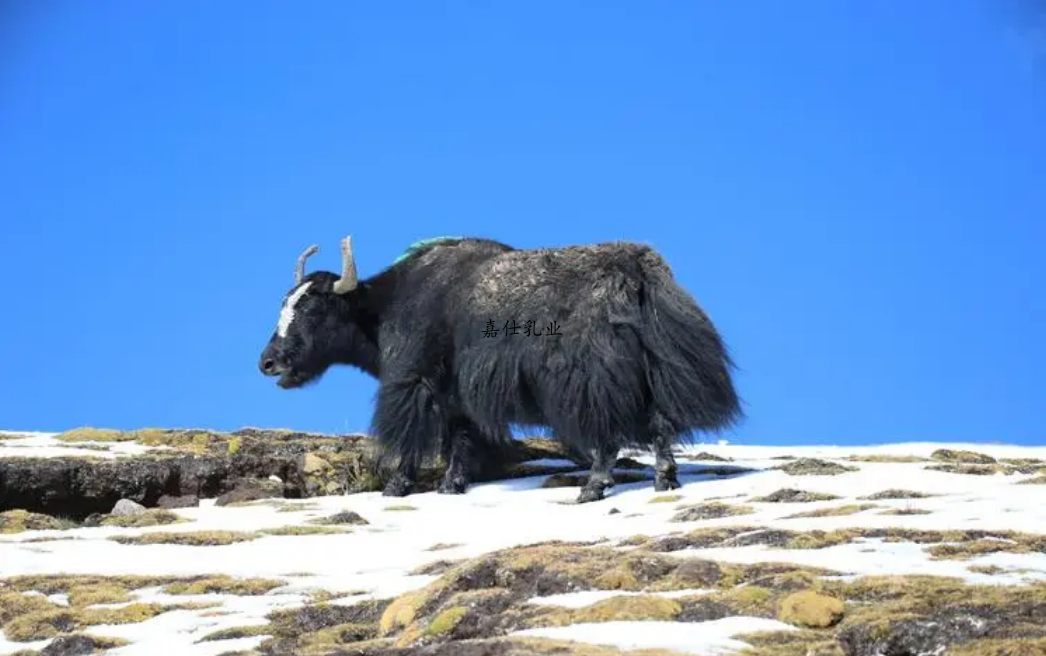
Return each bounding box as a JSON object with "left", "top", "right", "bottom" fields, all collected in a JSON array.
[
  {"left": 654, "top": 473, "right": 681, "bottom": 492},
  {"left": 576, "top": 485, "right": 607, "bottom": 504},
  {"left": 382, "top": 475, "right": 414, "bottom": 497},
  {"left": 438, "top": 476, "right": 468, "bottom": 495}
]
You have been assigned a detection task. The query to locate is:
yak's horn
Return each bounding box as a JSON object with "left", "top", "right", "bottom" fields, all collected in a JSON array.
[
  {"left": 332, "top": 235, "right": 359, "bottom": 294},
  {"left": 295, "top": 244, "right": 319, "bottom": 285}
]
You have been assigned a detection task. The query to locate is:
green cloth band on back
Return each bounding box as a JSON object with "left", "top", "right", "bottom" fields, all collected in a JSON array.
[{"left": 393, "top": 236, "right": 463, "bottom": 264}]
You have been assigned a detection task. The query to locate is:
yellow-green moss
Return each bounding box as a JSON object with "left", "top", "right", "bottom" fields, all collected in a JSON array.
[
  {"left": 3, "top": 602, "right": 192, "bottom": 641},
  {"left": 859, "top": 489, "right": 934, "bottom": 500},
  {"left": 878, "top": 507, "right": 932, "bottom": 516},
  {"left": 109, "top": 530, "right": 259, "bottom": 546},
  {"left": 948, "top": 637, "right": 1046, "bottom": 655},
  {"left": 162, "top": 576, "right": 285, "bottom": 596},
  {"left": 384, "top": 505, "right": 417, "bottom": 512},
  {"left": 531, "top": 595, "right": 682, "bottom": 628},
  {"left": 54, "top": 427, "right": 136, "bottom": 442},
  {"left": 784, "top": 504, "right": 879, "bottom": 519},
  {"left": 777, "top": 590, "right": 845, "bottom": 628},
  {"left": 259, "top": 526, "right": 348, "bottom": 537},
  {"left": 99, "top": 508, "right": 188, "bottom": 528},
  {"left": 66, "top": 583, "right": 134, "bottom": 606},
  {"left": 425, "top": 606, "right": 468, "bottom": 636},
  {"left": 0, "top": 510, "right": 76, "bottom": 534},
  {"left": 648, "top": 494, "right": 683, "bottom": 503},
  {"left": 379, "top": 589, "right": 429, "bottom": 636}
]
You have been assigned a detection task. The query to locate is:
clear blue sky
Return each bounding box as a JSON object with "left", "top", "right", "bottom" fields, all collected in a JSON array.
[{"left": 2, "top": 1, "right": 1043, "bottom": 446}]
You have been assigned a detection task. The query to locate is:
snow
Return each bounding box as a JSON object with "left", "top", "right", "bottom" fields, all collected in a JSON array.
[{"left": 3, "top": 432, "right": 1046, "bottom": 654}]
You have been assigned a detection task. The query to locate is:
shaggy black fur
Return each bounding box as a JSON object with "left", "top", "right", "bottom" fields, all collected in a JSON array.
[{"left": 259, "top": 236, "right": 743, "bottom": 503}]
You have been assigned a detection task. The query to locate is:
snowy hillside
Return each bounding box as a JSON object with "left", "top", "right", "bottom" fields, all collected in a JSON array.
[{"left": 2, "top": 429, "right": 1046, "bottom": 656}]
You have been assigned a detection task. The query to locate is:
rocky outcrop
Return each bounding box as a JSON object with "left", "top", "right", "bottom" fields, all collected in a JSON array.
[{"left": 0, "top": 428, "right": 578, "bottom": 520}]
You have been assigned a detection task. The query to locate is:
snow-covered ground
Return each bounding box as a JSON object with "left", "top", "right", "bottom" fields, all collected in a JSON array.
[{"left": 2, "top": 431, "right": 1046, "bottom": 655}]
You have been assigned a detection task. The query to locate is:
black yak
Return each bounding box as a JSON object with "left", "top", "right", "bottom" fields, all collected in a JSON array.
[{"left": 258, "top": 235, "right": 742, "bottom": 503}]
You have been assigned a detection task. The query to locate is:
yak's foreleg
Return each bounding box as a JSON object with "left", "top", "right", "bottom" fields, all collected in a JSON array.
[
  {"left": 374, "top": 371, "right": 447, "bottom": 498},
  {"left": 650, "top": 411, "right": 682, "bottom": 492},
  {"left": 438, "top": 418, "right": 472, "bottom": 495},
  {"left": 577, "top": 442, "right": 618, "bottom": 503}
]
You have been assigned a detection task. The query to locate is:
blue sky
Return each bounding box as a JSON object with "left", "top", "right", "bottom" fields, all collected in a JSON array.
[{"left": 1, "top": 1, "right": 1043, "bottom": 446}]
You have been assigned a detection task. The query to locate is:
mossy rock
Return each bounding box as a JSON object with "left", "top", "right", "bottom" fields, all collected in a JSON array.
[
  {"left": 0, "top": 510, "right": 76, "bottom": 534},
  {"left": 777, "top": 590, "right": 845, "bottom": 628},
  {"left": 99, "top": 508, "right": 187, "bottom": 528},
  {"left": 931, "top": 449, "right": 997, "bottom": 465},
  {"left": 670, "top": 501, "right": 755, "bottom": 522},
  {"left": 858, "top": 489, "right": 934, "bottom": 500},
  {"left": 751, "top": 488, "right": 841, "bottom": 503},
  {"left": 776, "top": 459, "right": 859, "bottom": 476}
]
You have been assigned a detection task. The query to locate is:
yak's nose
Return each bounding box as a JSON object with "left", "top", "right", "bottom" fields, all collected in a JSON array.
[
  {"left": 260, "top": 358, "right": 279, "bottom": 375},
  {"left": 259, "top": 347, "right": 283, "bottom": 376}
]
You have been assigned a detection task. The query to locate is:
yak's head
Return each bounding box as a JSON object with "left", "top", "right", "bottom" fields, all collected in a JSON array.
[{"left": 259, "top": 236, "right": 367, "bottom": 389}]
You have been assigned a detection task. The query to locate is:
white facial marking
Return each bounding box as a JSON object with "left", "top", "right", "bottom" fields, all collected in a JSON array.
[{"left": 277, "top": 281, "right": 312, "bottom": 338}]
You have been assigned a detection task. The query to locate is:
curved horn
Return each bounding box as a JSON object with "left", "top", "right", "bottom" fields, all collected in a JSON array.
[
  {"left": 331, "top": 235, "right": 359, "bottom": 294},
  {"left": 295, "top": 244, "right": 319, "bottom": 285}
]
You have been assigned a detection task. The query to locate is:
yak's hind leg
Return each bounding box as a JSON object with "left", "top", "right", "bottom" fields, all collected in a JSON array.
[
  {"left": 649, "top": 411, "right": 682, "bottom": 492},
  {"left": 577, "top": 441, "right": 619, "bottom": 503},
  {"left": 437, "top": 417, "right": 472, "bottom": 495}
]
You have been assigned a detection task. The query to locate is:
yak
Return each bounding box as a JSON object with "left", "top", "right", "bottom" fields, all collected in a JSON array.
[{"left": 258, "top": 235, "right": 742, "bottom": 503}]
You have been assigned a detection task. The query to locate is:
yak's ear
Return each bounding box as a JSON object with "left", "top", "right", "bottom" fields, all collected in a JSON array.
[{"left": 332, "top": 236, "right": 359, "bottom": 295}]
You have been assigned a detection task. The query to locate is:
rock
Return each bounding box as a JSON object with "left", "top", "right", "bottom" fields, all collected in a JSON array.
[
  {"left": 752, "top": 488, "right": 840, "bottom": 503},
  {"left": 839, "top": 608, "right": 1002, "bottom": 656},
  {"left": 111, "top": 499, "right": 146, "bottom": 516},
  {"left": 312, "top": 511, "right": 369, "bottom": 526},
  {"left": 303, "top": 453, "right": 333, "bottom": 474},
  {"left": 215, "top": 477, "right": 284, "bottom": 506},
  {"left": 0, "top": 428, "right": 577, "bottom": 519},
  {"left": 39, "top": 634, "right": 110, "bottom": 656},
  {"left": 157, "top": 494, "right": 199, "bottom": 509},
  {"left": 608, "top": 508, "right": 621, "bottom": 515},
  {"left": 777, "top": 590, "right": 845, "bottom": 628},
  {"left": 776, "top": 458, "right": 859, "bottom": 476},
  {"left": 681, "top": 451, "right": 731, "bottom": 462},
  {"left": 931, "top": 449, "right": 997, "bottom": 465}
]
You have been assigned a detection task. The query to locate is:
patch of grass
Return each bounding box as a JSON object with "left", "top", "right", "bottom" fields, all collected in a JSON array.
[
  {"left": 926, "top": 538, "right": 1037, "bottom": 561},
  {"left": 424, "top": 606, "right": 469, "bottom": 637},
  {"left": 783, "top": 504, "right": 879, "bottom": 519},
  {"left": 671, "top": 501, "right": 755, "bottom": 522},
  {"left": 384, "top": 505, "right": 417, "bottom": 512},
  {"left": 3, "top": 601, "right": 209, "bottom": 641},
  {"left": 198, "top": 624, "right": 272, "bottom": 642},
  {"left": 425, "top": 542, "right": 462, "bottom": 552},
  {"left": 648, "top": 494, "right": 683, "bottom": 503},
  {"left": 1018, "top": 475, "right": 1046, "bottom": 485},
  {"left": 878, "top": 507, "right": 932, "bottom": 516},
  {"left": 99, "top": 508, "right": 188, "bottom": 528},
  {"left": 968, "top": 564, "right": 1007, "bottom": 576},
  {"left": 0, "top": 510, "right": 77, "bottom": 534},
  {"left": 259, "top": 526, "right": 348, "bottom": 537},
  {"left": 846, "top": 454, "right": 928, "bottom": 463},
  {"left": 53, "top": 427, "right": 136, "bottom": 442},
  {"left": 858, "top": 489, "right": 934, "bottom": 500},
  {"left": 163, "top": 576, "right": 286, "bottom": 596},
  {"left": 776, "top": 459, "right": 859, "bottom": 476},
  {"left": 750, "top": 489, "right": 841, "bottom": 503},
  {"left": 109, "top": 530, "right": 260, "bottom": 546}
]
